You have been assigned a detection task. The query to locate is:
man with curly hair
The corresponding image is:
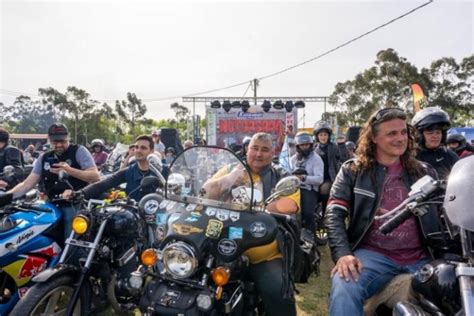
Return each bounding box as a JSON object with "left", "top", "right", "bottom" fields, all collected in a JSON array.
[{"left": 324, "top": 108, "right": 444, "bottom": 315}]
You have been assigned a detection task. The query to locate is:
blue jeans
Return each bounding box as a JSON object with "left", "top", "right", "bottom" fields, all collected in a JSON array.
[{"left": 329, "top": 248, "right": 430, "bottom": 316}]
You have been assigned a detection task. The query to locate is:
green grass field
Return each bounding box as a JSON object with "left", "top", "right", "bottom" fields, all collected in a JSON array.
[{"left": 296, "top": 245, "right": 333, "bottom": 316}]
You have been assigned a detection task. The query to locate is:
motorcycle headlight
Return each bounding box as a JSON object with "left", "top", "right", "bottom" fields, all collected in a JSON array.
[
  {"left": 162, "top": 241, "right": 197, "bottom": 279},
  {"left": 72, "top": 215, "right": 89, "bottom": 235},
  {"left": 143, "top": 199, "right": 160, "bottom": 215}
]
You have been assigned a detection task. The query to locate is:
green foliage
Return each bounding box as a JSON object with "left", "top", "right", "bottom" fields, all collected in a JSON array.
[{"left": 329, "top": 49, "right": 473, "bottom": 126}]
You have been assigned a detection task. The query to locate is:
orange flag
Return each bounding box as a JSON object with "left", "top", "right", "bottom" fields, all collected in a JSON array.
[{"left": 411, "top": 83, "right": 426, "bottom": 113}]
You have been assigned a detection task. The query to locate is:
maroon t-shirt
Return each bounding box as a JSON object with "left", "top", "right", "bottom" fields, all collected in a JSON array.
[{"left": 360, "top": 161, "right": 427, "bottom": 264}]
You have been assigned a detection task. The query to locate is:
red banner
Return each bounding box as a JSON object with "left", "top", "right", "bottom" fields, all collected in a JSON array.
[{"left": 219, "top": 120, "right": 283, "bottom": 134}]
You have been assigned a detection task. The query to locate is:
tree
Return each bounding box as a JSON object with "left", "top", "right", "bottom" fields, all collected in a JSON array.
[
  {"left": 38, "top": 86, "right": 98, "bottom": 143},
  {"left": 170, "top": 102, "right": 191, "bottom": 122},
  {"left": 115, "top": 92, "right": 147, "bottom": 133},
  {"left": 329, "top": 49, "right": 472, "bottom": 126},
  {"left": 0, "top": 95, "right": 56, "bottom": 133},
  {"left": 423, "top": 55, "right": 474, "bottom": 125}
]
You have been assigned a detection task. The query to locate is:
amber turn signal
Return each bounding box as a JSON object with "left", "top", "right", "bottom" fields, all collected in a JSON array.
[
  {"left": 141, "top": 248, "right": 158, "bottom": 266},
  {"left": 211, "top": 267, "right": 230, "bottom": 286}
]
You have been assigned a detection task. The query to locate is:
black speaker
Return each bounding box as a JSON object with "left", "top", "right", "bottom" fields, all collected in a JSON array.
[
  {"left": 346, "top": 126, "right": 361, "bottom": 144},
  {"left": 160, "top": 128, "right": 184, "bottom": 153}
]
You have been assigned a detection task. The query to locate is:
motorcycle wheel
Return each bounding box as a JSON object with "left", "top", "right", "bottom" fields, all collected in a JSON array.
[{"left": 9, "top": 274, "right": 90, "bottom": 316}]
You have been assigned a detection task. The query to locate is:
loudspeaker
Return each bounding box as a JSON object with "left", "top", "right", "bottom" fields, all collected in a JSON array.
[
  {"left": 346, "top": 126, "right": 361, "bottom": 144},
  {"left": 160, "top": 128, "right": 184, "bottom": 153}
]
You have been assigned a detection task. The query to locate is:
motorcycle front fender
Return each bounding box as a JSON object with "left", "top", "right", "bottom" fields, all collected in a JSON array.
[{"left": 32, "top": 264, "right": 80, "bottom": 283}]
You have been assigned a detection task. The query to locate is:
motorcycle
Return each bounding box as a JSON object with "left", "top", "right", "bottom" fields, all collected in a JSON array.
[
  {"left": 0, "top": 190, "right": 64, "bottom": 315},
  {"left": 127, "top": 146, "right": 319, "bottom": 315},
  {"left": 101, "top": 142, "right": 129, "bottom": 176},
  {"left": 10, "top": 175, "right": 163, "bottom": 316},
  {"left": 366, "top": 156, "right": 474, "bottom": 315}
]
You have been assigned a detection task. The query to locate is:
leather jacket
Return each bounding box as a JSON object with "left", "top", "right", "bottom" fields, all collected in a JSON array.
[{"left": 324, "top": 159, "right": 443, "bottom": 263}]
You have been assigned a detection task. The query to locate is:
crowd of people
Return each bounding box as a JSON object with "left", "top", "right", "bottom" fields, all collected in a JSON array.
[{"left": 0, "top": 105, "right": 473, "bottom": 315}]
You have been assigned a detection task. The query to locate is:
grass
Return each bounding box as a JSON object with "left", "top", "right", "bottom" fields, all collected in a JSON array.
[{"left": 296, "top": 245, "right": 333, "bottom": 316}]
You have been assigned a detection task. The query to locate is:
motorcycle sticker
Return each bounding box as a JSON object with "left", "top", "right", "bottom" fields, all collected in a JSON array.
[
  {"left": 185, "top": 214, "right": 199, "bottom": 222},
  {"left": 250, "top": 222, "right": 266, "bottom": 238},
  {"left": 156, "top": 213, "right": 169, "bottom": 225},
  {"left": 166, "top": 201, "right": 177, "bottom": 211},
  {"left": 228, "top": 227, "right": 243, "bottom": 240},
  {"left": 206, "top": 219, "right": 224, "bottom": 239},
  {"left": 205, "top": 207, "right": 217, "bottom": 217},
  {"left": 216, "top": 209, "right": 229, "bottom": 221},
  {"left": 159, "top": 200, "right": 169, "bottom": 209},
  {"left": 229, "top": 211, "right": 240, "bottom": 222},
  {"left": 186, "top": 203, "right": 197, "bottom": 212},
  {"left": 218, "top": 239, "right": 237, "bottom": 256},
  {"left": 190, "top": 211, "right": 202, "bottom": 217},
  {"left": 172, "top": 224, "right": 204, "bottom": 235}
]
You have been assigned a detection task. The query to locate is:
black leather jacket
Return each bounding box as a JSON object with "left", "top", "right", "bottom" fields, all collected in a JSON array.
[{"left": 324, "top": 159, "right": 443, "bottom": 263}]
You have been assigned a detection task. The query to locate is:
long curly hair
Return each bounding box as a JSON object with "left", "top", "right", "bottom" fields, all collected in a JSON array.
[{"left": 353, "top": 108, "right": 423, "bottom": 177}]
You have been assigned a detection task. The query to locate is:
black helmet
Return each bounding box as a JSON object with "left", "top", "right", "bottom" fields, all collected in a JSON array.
[
  {"left": 345, "top": 141, "right": 356, "bottom": 151},
  {"left": 446, "top": 134, "right": 467, "bottom": 153},
  {"left": 412, "top": 107, "right": 450, "bottom": 131},
  {"left": 0, "top": 128, "right": 9, "bottom": 143},
  {"left": 295, "top": 132, "right": 313, "bottom": 146},
  {"left": 313, "top": 121, "right": 332, "bottom": 137}
]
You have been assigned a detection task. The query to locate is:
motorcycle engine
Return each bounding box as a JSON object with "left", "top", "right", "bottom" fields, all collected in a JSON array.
[{"left": 412, "top": 259, "right": 461, "bottom": 315}]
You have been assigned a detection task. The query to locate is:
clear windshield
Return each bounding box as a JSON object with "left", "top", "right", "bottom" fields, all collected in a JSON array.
[
  {"left": 165, "top": 146, "right": 259, "bottom": 211},
  {"left": 444, "top": 156, "right": 474, "bottom": 232}
]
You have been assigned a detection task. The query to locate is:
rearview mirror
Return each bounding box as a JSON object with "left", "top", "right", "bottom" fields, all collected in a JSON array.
[
  {"left": 265, "top": 176, "right": 300, "bottom": 205},
  {"left": 140, "top": 176, "right": 161, "bottom": 190}
]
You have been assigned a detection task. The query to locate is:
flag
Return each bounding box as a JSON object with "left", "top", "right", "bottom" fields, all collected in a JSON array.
[
  {"left": 411, "top": 83, "right": 426, "bottom": 113},
  {"left": 278, "top": 135, "right": 292, "bottom": 173}
]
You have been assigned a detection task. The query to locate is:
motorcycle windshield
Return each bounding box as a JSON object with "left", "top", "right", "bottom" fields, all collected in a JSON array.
[
  {"left": 106, "top": 143, "right": 129, "bottom": 165},
  {"left": 166, "top": 146, "right": 257, "bottom": 211},
  {"left": 444, "top": 155, "right": 474, "bottom": 232}
]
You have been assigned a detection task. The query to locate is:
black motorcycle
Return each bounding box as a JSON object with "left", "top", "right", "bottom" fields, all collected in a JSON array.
[
  {"left": 126, "top": 146, "right": 319, "bottom": 315},
  {"left": 10, "top": 175, "right": 162, "bottom": 316},
  {"left": 372, "top": 156, "right": 474, "bottom": 315}
]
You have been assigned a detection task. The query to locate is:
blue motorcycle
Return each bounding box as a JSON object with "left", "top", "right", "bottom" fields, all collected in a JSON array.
[{"left": 0, "top": 192, "right": 63, "bottom": 315}]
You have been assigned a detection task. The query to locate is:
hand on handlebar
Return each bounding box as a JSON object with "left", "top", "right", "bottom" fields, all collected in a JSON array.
[{"left": 331, "top": 255, "right": 363, "bottom": 282}]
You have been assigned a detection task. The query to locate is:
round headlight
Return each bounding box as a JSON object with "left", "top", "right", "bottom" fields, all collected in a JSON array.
[
  {"left": 162, "top": 241, "right": 197, "bottom": 279},
  {"left": 72, "top": 215, "right": 89, "bottom": 235},
  {"left": 143, "top": 199, "right": 160, "bottom": 215}
]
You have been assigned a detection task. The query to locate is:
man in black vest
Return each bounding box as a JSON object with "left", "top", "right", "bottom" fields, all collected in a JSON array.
[
  {"left": 8, "top": 123, "right": 100, "bottom": 237},
  {"left": 0, "top": 127, "right": 24, "bottom": 190}
]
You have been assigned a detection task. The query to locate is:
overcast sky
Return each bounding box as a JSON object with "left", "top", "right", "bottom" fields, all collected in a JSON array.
[{"left": 1, "top": 0, "right": 472, "bottom": 128}]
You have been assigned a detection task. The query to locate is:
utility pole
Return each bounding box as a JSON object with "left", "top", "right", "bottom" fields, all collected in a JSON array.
[{"left": 252, "top": 78, "right": 259, "bottom": 106}]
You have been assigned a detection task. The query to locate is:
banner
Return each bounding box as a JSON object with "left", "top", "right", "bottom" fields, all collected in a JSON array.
[{"left": 411, "top": 83, "right": 426, "bottom": 113}]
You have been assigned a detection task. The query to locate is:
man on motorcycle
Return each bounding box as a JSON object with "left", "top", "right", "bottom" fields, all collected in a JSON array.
[
  {"left": 324, "top": 108, "right": 444, "bottom": 316},
  {"left": 203, "top": 132, "right": 299, "bottom": 316},
  {"left": 8, "top": 123, "right": 100, "bottom": 238},
  {"left": 65, "top": 135, "right": 160, "bottom": 202},
  {"left": 446, "top": 133, "right": 474, "bottom": 159},
  {"left": 0, "top": 127, "right": 24, "bottom": 190},
  {"left": 412, "top": 107, "right": 458, "bottom": 179},
  {"left": 290, "top": 132, "right": 324, "bottom": 238}
]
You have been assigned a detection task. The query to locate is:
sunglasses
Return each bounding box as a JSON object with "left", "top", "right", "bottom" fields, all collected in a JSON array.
[{"left": 372, "top": 107, "right": 405, "bottom": 124}]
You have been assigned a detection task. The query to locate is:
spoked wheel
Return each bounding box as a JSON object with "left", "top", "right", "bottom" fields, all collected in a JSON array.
[{"left": 10, "top": 274, "right": 89, "bottom": 316}]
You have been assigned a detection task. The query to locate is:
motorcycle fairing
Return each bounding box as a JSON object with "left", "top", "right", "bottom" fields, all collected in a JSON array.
[{"left": 162, "top": 206, "right": 278, "bottom": 262}]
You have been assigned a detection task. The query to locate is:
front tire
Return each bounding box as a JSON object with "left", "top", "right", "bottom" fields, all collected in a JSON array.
[{"left": 10, "top": 274, "right": 90, "bottom": 316}]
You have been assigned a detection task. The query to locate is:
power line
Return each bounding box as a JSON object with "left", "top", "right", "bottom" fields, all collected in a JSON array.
[
  {"left": 242, "top": 81, "right": 252, "bottom": 97},
  {"left": 1, "top": 1, "right": 433, "bottom": 103},
  {"left": 257, "top": 0, "right": 433, "bottom": 81}
]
